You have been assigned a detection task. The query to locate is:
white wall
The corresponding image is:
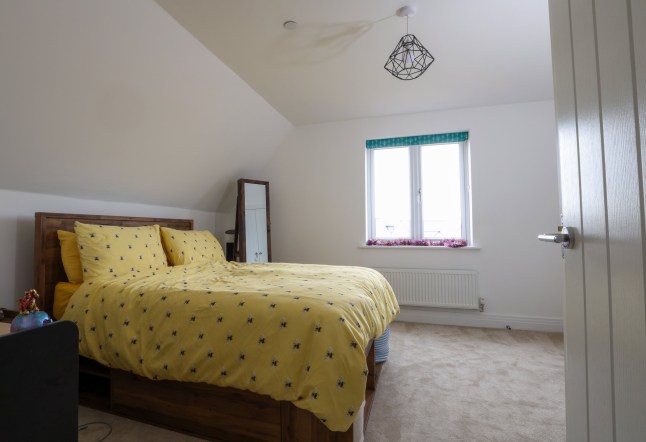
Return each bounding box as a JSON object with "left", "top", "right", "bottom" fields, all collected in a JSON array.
[
  {"left": 264, "top": 100, "right": 564, "bottom": 331},
  {"left": 0, "top": 188, "right": 229, "bottom": 310}
]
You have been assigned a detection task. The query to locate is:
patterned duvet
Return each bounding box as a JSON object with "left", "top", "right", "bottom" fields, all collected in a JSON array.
[{"left": 62, "top": 261, "right": 399, "bottom": 431}]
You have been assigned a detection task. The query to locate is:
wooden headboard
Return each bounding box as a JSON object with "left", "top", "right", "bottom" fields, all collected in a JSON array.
[{"left": 34, "top": 212, "right": 194, "bottom": 316}]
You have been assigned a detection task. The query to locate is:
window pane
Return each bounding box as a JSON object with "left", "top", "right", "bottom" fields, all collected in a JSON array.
[
  {"left": 421, "top": 143, "right": 462, "bottom": 239},
  {"left": 372, "top": 147, "right": 411, "bottom": 238}
]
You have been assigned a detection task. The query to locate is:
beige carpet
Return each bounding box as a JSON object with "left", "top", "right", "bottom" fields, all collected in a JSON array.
[
  {"left": 79, "top": 321, "right": 565, "bottom": 442},
  {"left": 365, "top": 322, "right": 565, "bottom": 442}
]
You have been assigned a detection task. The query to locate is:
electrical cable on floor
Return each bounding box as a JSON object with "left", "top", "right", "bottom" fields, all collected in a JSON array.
[{"left": 78, "top": 421, "right": 112, "bottom": 442}]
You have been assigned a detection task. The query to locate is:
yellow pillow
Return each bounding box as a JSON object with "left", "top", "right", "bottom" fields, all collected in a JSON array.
[
  {"left": 74, "top": 222, "right": 168, "bottom": 279},
  {"left": 161, "top": 227, "right": 225, "bottom": 265},
  {"left": 53, "top": 282, "right": 82, "bottom": 320},
  {"left": 57, "top": 230, "right": 83, "bottom": 284}
]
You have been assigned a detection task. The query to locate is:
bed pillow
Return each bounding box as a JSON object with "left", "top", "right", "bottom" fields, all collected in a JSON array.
[
  {"left": 160, "top": 227, "right": 226, "bottom": 265},
  {"left": 57, "top": 230, "right": 84, "bottom": 284},
  {"left": 53, "top": 282, "right": 82, "bottom": 320},
  {"left": 74, "top": 222, "right": 168, "bottom": 279}
]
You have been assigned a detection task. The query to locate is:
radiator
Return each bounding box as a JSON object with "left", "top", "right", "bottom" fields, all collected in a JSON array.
[{"left": 374, "top": 268, "right": 483, "bottom": 311}]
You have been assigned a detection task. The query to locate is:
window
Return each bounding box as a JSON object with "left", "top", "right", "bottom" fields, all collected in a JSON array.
[{"left": 366, "top": 132, "right": 471, "bottom": 243}]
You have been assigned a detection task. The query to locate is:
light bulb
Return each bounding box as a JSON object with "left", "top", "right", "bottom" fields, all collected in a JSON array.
[{"left": 404, "top": 49, "right": 414, "bottom": 67}]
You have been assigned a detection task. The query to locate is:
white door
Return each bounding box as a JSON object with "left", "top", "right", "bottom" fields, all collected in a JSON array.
[
  {"left": 245, "top": 208, "right": 268, "bottom": 263},
  {"left": 254, "top": 208, "right": 268, "bottom": 263},
  {"left": 549, "top": 1, "right": 646, "bottom": 440},
  {"left": 245, "top": 208, "right": 259, "bottom": 262}
]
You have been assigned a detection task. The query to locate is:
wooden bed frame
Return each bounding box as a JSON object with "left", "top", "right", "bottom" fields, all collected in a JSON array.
[{"left": 34, "top": 212, "right": 380, "bottom": 441}]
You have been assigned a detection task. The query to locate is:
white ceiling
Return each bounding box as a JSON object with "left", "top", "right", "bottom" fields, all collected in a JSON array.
[
  {"left": 155, "top": 0, "right": 554, "bottom": 125},
  {"left": 1, "top": 0, "right": 553, "bottom": 213}
]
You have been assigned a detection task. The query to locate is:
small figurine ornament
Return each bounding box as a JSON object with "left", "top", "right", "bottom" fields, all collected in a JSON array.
[{"left": 10, "top": 289, "right": 52, "bottom": 332}]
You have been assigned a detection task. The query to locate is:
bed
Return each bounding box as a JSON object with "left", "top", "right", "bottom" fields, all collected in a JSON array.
[{"left": 34, "top": 212, "right": 398, "bottom": 441}]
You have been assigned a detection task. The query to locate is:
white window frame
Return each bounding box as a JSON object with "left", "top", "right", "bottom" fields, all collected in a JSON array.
[{"left": 366, "top": 141, "right": 471, "bottom": 242}]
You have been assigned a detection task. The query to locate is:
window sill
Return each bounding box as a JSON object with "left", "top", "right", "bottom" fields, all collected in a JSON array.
[{"left": 358, "top": 245, "right": 481, "bottom": 250}]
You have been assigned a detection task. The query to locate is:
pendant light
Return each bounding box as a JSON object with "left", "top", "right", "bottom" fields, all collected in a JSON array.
[{"left": 384, "top": 5, "right": 434, "bottom": 80}]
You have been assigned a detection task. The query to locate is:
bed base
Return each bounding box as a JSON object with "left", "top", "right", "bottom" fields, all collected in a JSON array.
[
  {"left": 35, "top": 212, "right": 380, "bottom": 441},
  {"left": 80, "top": 340, "right": 377, "bottom": 441}
]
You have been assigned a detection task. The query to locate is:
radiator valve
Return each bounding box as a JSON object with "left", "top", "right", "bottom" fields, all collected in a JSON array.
[{"left": 478, "top": 297, "right": 485, "bottom": 312}]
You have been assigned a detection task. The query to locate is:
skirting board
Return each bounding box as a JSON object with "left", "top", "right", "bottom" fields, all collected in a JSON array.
[{"left": 396, "top": 306, "right": 563, "bottom": 333}]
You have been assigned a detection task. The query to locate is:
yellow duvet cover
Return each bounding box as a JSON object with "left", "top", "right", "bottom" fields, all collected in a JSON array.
[{"left": 62, "top": 261, "right": 399, "bottom": 431}]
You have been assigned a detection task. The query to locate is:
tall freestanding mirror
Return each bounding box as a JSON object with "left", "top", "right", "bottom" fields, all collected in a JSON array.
[{"left": 234, "top": 179, "right": 271, "bottom": 263}]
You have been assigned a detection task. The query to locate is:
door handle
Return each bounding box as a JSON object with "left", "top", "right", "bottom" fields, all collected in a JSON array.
[{"left": 538, "top": 226, "right": 574, "bottom": 249}]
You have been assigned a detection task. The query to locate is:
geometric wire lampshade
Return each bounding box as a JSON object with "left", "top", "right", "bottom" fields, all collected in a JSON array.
[
  {"left": 384, "top": 34, "right": 434, "bottom": 80},
  {"left": 384, "top": 5, "right": 434, "bottom": 80}
]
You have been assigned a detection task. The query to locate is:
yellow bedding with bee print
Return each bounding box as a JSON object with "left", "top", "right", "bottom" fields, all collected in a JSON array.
[{"left": 62, "top": 261, "right": 399, "bottom": 432}]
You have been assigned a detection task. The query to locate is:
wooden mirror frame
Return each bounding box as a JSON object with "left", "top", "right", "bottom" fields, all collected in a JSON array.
[{"left": 234, "top": 179, "right": 271, "bottom": 262}]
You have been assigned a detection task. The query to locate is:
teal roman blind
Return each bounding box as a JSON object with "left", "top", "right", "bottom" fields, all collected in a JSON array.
[{"left": 365, "top": 131, "right": 469, "bottom": 149}]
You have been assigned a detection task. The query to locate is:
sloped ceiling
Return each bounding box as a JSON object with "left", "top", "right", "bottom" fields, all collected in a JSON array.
[
  {"left": 0, "top": 0, "right": 552, "bottom": 212},
  {"left": 154, "top": 0, "right": 554, "bottom": 125},
  {"left": 0, "top": 0, "right": 292, "bottom": 212}
]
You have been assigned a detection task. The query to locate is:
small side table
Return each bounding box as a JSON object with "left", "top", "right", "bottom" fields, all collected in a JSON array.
[
  {"left": 0, "top": 309, "right": 17, "bottom": 335},
  {"left": 0, "top": 308, "right": 17, "bottom": 321}
]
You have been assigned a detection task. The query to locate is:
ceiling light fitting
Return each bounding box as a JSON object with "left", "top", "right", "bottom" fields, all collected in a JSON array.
[{"left": 384, "top": 5, "right": 434, "bottom": 80}]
